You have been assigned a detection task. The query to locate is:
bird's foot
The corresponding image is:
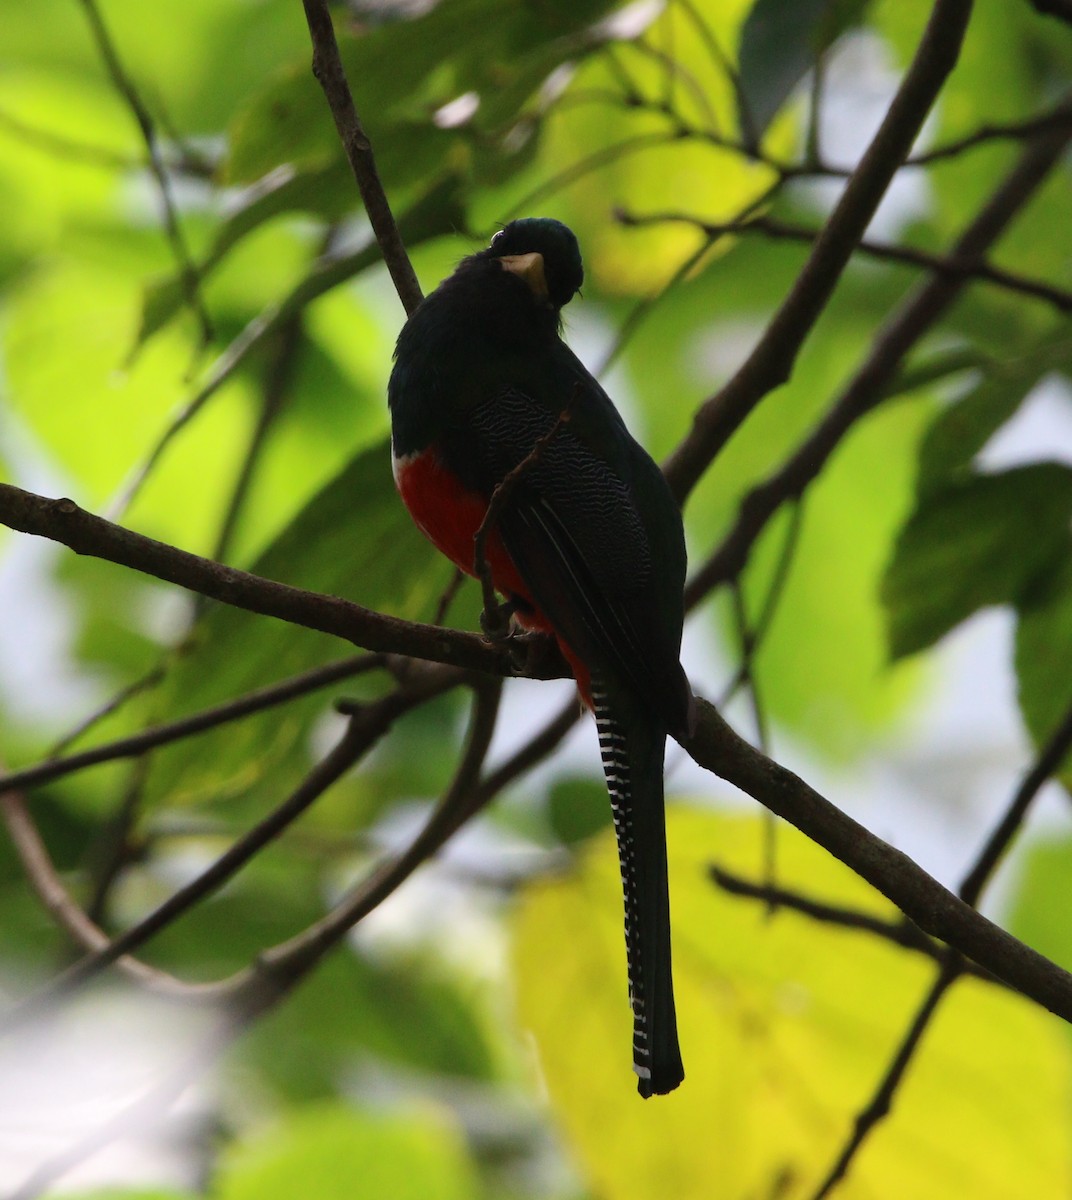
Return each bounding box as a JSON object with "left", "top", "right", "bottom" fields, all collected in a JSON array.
[
  {"left": 479, "top": 598, "right": 519, "bottom": 643},
  {"left": 502, "top": 629, "right": 549, "bottom": 675}
]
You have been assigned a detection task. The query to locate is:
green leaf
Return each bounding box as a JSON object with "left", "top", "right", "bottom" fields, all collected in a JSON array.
[
  {"left": 1015, "top": 555, "right": 1072, "bottom": 789},
  {"left": 512, "top": 809, "right": 1072, "bottom": 1198},
  {"left": 225, "top": 0, "right": 616, "bottom": 186},
  {"left": 737, "top": 0, "right": 870, "bottom": 140},
  {"left": 918, "top": 325, "right": 1072, "bottom": 495},
  {"left": 140, "top": 438, "right": 449, "bottom": 813},
  {"left": 214, "top": 1103, "right": 481, "bottom": 1200},
  {"left": 137, "top": 161, "right": 354, "bottom": 346},
  {"left": 882, "top": 464, "right": 1072, "bottom": 660}
]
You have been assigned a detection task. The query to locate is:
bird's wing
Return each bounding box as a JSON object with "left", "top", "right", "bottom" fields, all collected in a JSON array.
[{"left": 465, "top": 385, "right": 682, "bottom": 711}]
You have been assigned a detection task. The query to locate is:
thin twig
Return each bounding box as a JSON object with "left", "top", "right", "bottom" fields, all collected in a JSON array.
[
  {"left": 45, "top": 665, "right": 166, "bottom": 759},
  {"left": 663, "top": 0, "right": 975, "bottom": 503},
  {"left": 806, "top": 692, "right": 1072, "bottom": 1196},
  {"left": 906, "top": 105, "right": 1072, "bottom": 166},
  {"left": 84, "top": 754, "right": 150, "bottom": 925},
  {"left": 684, "top": 106, "right": 1072, "bottom": 606},
  {"left": 0, "top": 654, "right": 387, "bottom": 796},
  {"left": 0, "top": 671, "right": 456, "bottom": 1028},
  {"left": 708, "top": 866, "right": 999, "bottom": 985},
  {"left": 210, "top": 310, "right": 306, "bottom": 567},
  {"left": 621, "top": 209, "right": 1072, "bottom": 315},
  {"left": 0, "top": 789, "right": 200, "bottom": 999},
  {"left": 106, "top": 178, "right": 458, "bottom": 519},
  {"left": 301, "top": 0, "right": 423, "bottom": 314},
  {"left": 810, "top": 958, "right": 961, "bottom": 1199},
  {"left": 959, "top": 695, "right": 1072, "bottom": 906},
  {"left": 215, "top": 680, "right": 503, "bottom": 1002},
  {"left": 76, "top": 0, "right": 212, "bottom": 348}
]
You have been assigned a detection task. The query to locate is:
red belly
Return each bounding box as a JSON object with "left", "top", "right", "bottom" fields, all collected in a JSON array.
[{"left": 394, "top": 447, "right": 592, "bottom": 699}]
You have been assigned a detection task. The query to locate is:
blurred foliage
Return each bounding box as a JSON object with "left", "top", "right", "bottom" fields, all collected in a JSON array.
[
  {"left": 0, "top": 0, "right": 1070, "bottom": 1195},
  {"left": 514, "top": 810, "right": 1072, "bottom": 1198}
]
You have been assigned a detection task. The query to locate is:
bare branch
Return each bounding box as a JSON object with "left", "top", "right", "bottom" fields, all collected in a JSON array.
[
  {"left": 0, "top": 483, "right": 568, "bottom": 681},
  {"left": 709, "top": 866, "right": 1000, "bottom": 985},
  {"left": 76, "top": 0, "right": 212, "bottom": 347},
  {"left": 301, "top": 0, "right": 423, "bottom": 314},
  {"left": 0, "top": 654, "right": 386, "bottom": 796},
  {"left": 0, "top": 789, "right": 199, "bottom": 999},
  {"left": 684, "top": 698, "right": 1072, "bottom": 1023},
  {"left": 0, "top": 670, "right": 457, "bottom": 1028},
  {"left": 620, "top": 209, "right": 1072, "bottom": 315},
  {"left": 906, "top": 104, "right": 1072, "bottom": 166},
  {"left": 216, "top": 680, "right": 503, "bottom": 1005},
  {"left": 685, "top": 107, "right": 1072, "bottom": 604},
  {"left": 663, "top": 0, "right": 974, "bottom": 503}
]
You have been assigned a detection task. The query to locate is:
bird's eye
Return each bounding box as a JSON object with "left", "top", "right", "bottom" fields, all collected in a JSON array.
[{"left": 490, "top": 228, "right": 505, "bottom": 244}]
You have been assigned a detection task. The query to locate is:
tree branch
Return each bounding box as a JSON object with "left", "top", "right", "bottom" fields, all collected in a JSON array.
[
  {"left": 685, "top": 105, "right": 1072, "bottom": 604},
  {"left": 663, "top": 0, "right": 974, "bottom": 503},
  {"left": 0, "top": 482, "right": 568, "bottom": 681},
  {"left": 0, "top": 654, "right": 386, "bottom": 797},
  {"left": 300, "top": 0, "right": 423, "bottom": 314},
  {"left": 76, "top": 0, "right": 212, "bottom": 348},
  {"left": 0, "top": 789, "right": 200, "bottom": 999},
  {"left": 685, "top": 698, "right": 1072, "bottom": 1023},
  {"left": 0, "top": 668, "right": 458, "bottom": 1029},
  {"left": 619, "top": 209, "right": 1072, "bottom": 315}
]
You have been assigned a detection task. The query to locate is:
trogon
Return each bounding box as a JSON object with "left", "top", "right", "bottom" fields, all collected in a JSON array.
[{"left": 388, "top": 218, "right": 692, "bottom": 1097}]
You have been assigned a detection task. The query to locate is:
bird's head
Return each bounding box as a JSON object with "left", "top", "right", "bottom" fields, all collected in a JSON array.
[{"left": 480, "top": 218, "right": 584, "bottom": 311}]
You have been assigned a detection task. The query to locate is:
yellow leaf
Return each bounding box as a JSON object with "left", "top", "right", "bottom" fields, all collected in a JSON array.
[{"left": 511, "top": 808, "right": 1072, "bottom": 1197}]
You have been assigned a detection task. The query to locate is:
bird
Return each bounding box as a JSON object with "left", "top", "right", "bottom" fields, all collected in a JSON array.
[{"left": 388, "top": 217, "right": 692, "bottom": 1097}]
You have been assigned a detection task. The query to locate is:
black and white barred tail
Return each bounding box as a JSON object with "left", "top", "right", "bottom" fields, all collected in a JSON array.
[{"left": 592, "top": 681, "right": 684, "bottom": 1097}]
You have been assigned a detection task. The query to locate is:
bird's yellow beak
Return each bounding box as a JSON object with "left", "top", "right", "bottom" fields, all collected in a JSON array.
[{"left": 499, "top": 252, "right": 549, "bottom": 301}]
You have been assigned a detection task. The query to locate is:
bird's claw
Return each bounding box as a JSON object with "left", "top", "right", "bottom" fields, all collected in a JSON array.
[{"left": 479, "top": 599, "right": 517, "bottom": 643}]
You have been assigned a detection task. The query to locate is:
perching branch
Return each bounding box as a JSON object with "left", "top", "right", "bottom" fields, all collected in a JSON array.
[{"left": 0, "top": 482, "right": 567, "bottom": 681}]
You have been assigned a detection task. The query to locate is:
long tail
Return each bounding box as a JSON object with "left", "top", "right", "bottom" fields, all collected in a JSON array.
[{"left": 592, "top": 680, "right": 684, "bottom": 1097}]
